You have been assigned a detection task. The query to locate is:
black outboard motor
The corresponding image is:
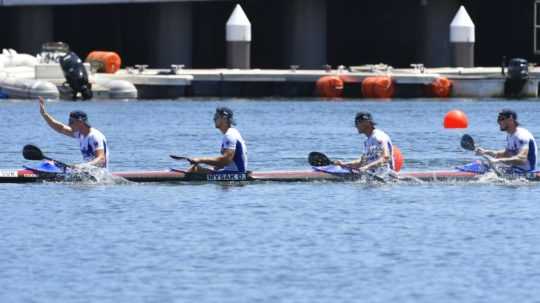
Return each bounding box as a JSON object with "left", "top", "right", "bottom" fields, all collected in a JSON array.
[
  {"left": 504, "top": 58, "right": 528, "bottom": 98},
  {"left": 59, "top": 52, "right": 93, "bottom": 100}
]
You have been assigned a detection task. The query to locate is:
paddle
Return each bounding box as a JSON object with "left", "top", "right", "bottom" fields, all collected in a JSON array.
[
  {"left": 308, "top": 151, "right": 332, "bottom": 166},
  {"left": 169, "top": 154, "right": 196, "bottom": 164},
  {"left": 460, "top": 134, "right": 502, "bottom": 177},
  {"left": 308, "top": 151, "right": 387, "bottom": 182},
  {"left": 22, "top": 144, "right": 73, "bottom": 169},
  {"left": 460, "top": 134, "right": 476, "bottom": 152}
]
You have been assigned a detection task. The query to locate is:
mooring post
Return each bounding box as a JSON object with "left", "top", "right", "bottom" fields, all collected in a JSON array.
[
  {"left": 450, "top": 6, "right": 475, "bottom": 67},
  {"left": 226, "top": 4, "right": 251, "bottom": 69}
]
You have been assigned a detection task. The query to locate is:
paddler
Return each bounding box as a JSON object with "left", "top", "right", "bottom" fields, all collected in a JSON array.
[
  {"left": 333, "top": 112, "right": 394, "bottom": 173},
  {"left": 476, "top": 109, "right": 537, "bottom": 172},
  {"left": 187, "top": 107, "right": 248, "bottom": 173},
  {"left": 38, "top": 96, "right": 109, "bottom": 168}
]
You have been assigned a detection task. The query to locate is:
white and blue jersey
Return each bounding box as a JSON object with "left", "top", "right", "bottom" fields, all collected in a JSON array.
[
  {"left": 74, "top": 128, "right": 109, "bottom": 168},
  {"left": 506, "top": 126, "right": 537, "bottom": 171},
  {"left": 363, "top": 128, "right": 394, "bottom": 170},
  {"left": 220, "top": 127, "right": 248, "bottom": 172}
]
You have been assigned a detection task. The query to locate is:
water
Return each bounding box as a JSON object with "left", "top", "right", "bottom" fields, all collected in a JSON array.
[{"left": 2, "top": 98, "right": 540, "bottom": 302}]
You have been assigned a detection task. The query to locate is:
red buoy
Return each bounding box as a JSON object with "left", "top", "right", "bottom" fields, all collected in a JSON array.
[
  {"left": 443, "top": 110, "right": 468, "bottom": 128},
  {"left": 393, "top": 145, "right": 404, "bottom": 172},
  {"left": 316, "top": 76, "right": 344, "bottom": 98}
]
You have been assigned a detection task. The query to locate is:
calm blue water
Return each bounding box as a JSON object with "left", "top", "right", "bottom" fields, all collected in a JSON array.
[{"left": 2, "top": 98, "right": 540, "bottom": 302}]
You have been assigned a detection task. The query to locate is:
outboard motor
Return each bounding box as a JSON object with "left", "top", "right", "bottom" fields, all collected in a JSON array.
[
  {"left": 59, "top": 52, "right": 93, "bottom": 100},
  {"left": 504, "top": 58, "right": 528, "bottom": 98}
]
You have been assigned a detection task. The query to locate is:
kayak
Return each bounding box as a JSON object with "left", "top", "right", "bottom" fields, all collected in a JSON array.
[{"left": 2, "top": 166, "right": 539, "bottom": 184}]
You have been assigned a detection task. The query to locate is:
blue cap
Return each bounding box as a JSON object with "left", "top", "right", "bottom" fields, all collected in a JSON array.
[
  {"left": 355, "top": 112, "right": 375, "bottom": 125},
  {"left": 498, "top": 109, "right": 517, "bottom": 120},
  {"left": 215, "top": 107, "right": 235, "bottom": 125},
  {"left": 69, "top": 110, "right": 90, "bottom": 126}
]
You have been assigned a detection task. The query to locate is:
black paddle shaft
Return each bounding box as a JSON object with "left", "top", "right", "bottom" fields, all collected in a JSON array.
[
  {"left": 308, "top": 151, "right": 387, "bottom": 183},
  {"left": 460, "top": 135, "right": 504, "bottom": 177},
  {"left": 170, "top": 155, "right": 196, "bottom": 164}
]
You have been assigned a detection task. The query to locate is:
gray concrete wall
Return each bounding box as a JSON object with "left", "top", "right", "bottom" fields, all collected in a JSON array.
[
  {"left": 420, "top": 0, "right": 460, "bottom": 67},
  {"left": 148, "top": 2, "right": 193, "bottom": 68},
  {"left": 13, "top": 6, "right": 53, "bottom": 54},
  {"left": 283, "top": 0, "right": 326, "bottom": 69}
]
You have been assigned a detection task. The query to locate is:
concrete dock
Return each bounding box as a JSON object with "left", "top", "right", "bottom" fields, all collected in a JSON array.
[
  {"left": 2, "top": 59, "right": 539, "bottom": 99},
  {"left": 89, "top": 65, "right": 540, "bottom": 99}
]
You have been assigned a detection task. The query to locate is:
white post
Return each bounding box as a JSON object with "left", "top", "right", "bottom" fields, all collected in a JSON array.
[
  {"left": 450, "top": 6, "right": 475, "bottom": 67},
  {"left": 226, "top": 4, "right": 251, "bottom": 69}
]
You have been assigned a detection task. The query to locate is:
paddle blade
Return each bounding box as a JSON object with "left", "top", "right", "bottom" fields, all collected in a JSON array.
[
  {"left": 308, "top": 152, "right": 332, "bottom": 166},
  {"left": 23, "top": 144, "right": 45, "bottom": 161},
  {"left": 460, "top": 134, "right": 476, "bottom": 151}
]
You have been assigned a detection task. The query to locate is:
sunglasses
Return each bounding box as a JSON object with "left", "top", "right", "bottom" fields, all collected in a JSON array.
[{"left": 497, "top": 116, "right": 509, "bottom": 122}]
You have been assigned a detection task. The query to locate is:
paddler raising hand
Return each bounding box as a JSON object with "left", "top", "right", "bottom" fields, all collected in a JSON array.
[
  {"left": 333, "top": 112, "right": 395, "bottom": 173},
  {"left": 38, "top": 96, "right": 109, "bottom": 168},
  {"left": 188, "top": 107, "right": 248, "bottom": 173}
]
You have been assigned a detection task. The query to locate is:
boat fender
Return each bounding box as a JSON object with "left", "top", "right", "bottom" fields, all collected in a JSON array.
[
  {"left": 362, "top": 76, "right": 395, "bottom": 99},
  {"left": 426, "top": 77, "right": 452, "bottom": 98},
  {"left": 85, "top": 51, "right": 122, "bottom": 74},
  {"left": 316, "top": 76, "right": 344, "bottom": 98}
]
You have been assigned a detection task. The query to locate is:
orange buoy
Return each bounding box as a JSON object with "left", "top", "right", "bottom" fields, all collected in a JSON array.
[
  {"left": 361, "top": 76, "right": 377, "bottom": 98},
  {"left": 428, "top": 77, "right": 452, "bottom": 97},
  {"left": 373, "top": 76, "right": 395, "bottom": 99},
  {"left": 392, "top": 145, "right": 404, "bottom": 172},
  {"left": 316, "top": 75, "right": 344, "bottom": 98},
  {"left": 443, "top": 109, "right": 468, "bottom": 128},
  {"left": 85, "top": 51, "right": 122, "bottom": 73}
]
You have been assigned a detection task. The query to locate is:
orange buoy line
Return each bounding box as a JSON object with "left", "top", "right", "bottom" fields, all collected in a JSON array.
[
  {"left": 443, "top": 109, "right": 468, "bottom": 128},
  {"left": 85, "top": 51, "right": 122, "bottom": 74},
  {"left": 361, "top": 76, "right": 395, "bottom": 99},
  {"left": 316, "top": 75, "right": 344, "bottom": 98}
]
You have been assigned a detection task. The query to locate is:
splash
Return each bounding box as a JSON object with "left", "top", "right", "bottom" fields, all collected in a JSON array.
[
  {"left": 62, "top": 164, "right": 131, "bottom": 185},
  {"left": 476, "top": 170, "right": 533, "bottom": 186}
]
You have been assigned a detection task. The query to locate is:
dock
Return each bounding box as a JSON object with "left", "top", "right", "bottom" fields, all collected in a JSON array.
[
  {"left": 91, "top": 65, "right": 540, "bottom": 99},
  {"left": 2, "top": 62, "right": 539, "bottom": 100}
]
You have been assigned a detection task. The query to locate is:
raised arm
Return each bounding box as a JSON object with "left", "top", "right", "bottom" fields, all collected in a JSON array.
[{"left": 39, "top": 97, "right": 75, "bottom": 137}]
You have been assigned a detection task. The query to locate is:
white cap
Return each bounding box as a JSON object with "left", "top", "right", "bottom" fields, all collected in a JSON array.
[
  {"left": 450, "top": 6, "right": 475, "bottom": 43},
  {"left": 226, "top": 4, "right": 251, "bottom": 42}
]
